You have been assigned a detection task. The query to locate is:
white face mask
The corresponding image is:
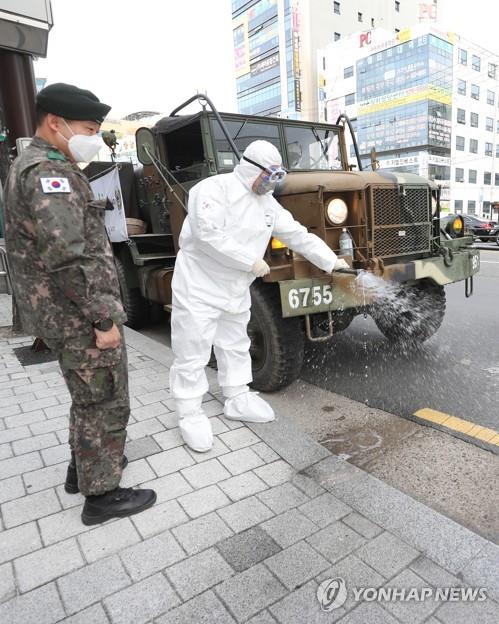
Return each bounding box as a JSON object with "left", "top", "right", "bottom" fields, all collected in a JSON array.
[{"left": 59, "top": 119, "right": 104, "bottom": 162}]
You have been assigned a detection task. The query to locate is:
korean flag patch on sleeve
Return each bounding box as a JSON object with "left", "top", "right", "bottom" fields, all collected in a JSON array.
[{"left": 40, "top": 177, "right": 71, "bottom": 193}]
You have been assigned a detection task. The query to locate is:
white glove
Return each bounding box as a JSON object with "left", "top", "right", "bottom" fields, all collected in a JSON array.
[
  {"left": 251, "top": 259, "right": 270, "bottom": 277},
  {"left": 332, "top": 258, "right": 350, "bottom": 271}
]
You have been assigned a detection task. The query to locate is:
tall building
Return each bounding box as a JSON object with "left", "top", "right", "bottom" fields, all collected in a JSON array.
[
  {"left": 231, "top": 0, "right": 432, "bottom": 120},
  {"left": 318, "top": 24, "right": 499, "bottom": 217}
]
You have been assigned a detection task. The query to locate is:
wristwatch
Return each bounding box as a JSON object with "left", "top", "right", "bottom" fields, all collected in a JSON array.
[{"left": 92, "top": 318, "right": 114, "bottom": 332}]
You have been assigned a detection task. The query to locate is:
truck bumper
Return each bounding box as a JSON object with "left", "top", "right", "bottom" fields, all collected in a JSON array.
[{"left": 279, "top": 245, "right": 480, "bottom": 318}]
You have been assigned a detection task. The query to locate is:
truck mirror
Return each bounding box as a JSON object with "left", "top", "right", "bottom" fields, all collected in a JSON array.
[{"left": 136, "top": 127, "right": 158, "bottom": 166}]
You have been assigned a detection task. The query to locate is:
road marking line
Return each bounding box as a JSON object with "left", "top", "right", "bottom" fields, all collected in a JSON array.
[
  {"left": 479, "top": 260, "right": 499, "bottom": 264},
  {"left": 413, "top": 408, "right": 499, "bottom": 450}
]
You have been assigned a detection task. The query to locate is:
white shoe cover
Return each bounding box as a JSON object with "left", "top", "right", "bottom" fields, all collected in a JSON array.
[
  {"left": 224, "top": 391, "right": 275, "bottom": 423},
  {"left": 176, "top": 400, "right": 213, "bottom": 452}
]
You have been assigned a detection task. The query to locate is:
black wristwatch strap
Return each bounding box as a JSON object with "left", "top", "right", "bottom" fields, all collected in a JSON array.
[{"left": 92, "top": 318, "right": 114, "bottom": 332}]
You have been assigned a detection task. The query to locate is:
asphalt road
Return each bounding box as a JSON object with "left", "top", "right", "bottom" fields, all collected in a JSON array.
[{"left": 302, "top": 248, "right": 499, "bottom": 432}]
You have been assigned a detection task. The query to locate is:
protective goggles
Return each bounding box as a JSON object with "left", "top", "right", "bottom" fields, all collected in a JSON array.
[{"left": 242, "top": 156, "right": 287, "bottom": 182}]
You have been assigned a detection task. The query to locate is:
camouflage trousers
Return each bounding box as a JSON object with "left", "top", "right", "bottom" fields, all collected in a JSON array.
[{"left": 58, "top": 337, "right": 130, "bottom": 497}]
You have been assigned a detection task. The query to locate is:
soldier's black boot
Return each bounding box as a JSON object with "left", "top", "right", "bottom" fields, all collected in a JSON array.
[
  {"left": 81, "top": 487, "right": 157, "bottom": 525},
  {"left": 64, "top": 452, "right": 129, "bottom": 494}
]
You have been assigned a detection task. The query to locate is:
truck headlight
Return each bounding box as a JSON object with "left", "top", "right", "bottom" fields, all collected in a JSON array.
[
  {"left": 431, "top": 194, "right": 438, "bottom": 215},
  {"left": 326, "top": 198, "right": 348, "bottom": 225}
]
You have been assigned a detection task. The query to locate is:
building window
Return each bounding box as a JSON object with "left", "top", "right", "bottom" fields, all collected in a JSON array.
[
  {"left": 486, "top": 142, "right": 493, "bottom": 156},
  {"left": 459, "top": 48, "right": 467, "bottom": 65},
  {"left": 471, "top": 84, "right": 480, "bottom": 100},
  {"left": 322, "top": 57, "right": 326, "bottom": 70},
  {"left": 487, "top": 90, "right": 495, "bottom": 106},
  {"left": 334, "top": 1, "right": 340, "bottom": 14},
  {"left": 455, "top": 168, "right": 464, "bottom": 182},
  {"left": 457, "top": 79, "right": 466, "bottom": 96},
  {"left": 345, "top": 93, "right": 355, "bottom": 106},
  {"left": 371, "top": 18, "right": 375, "bottom": 27},
  {"left": 469, "top": 170, "right": 477, "bottom": 184},
  {"left": 472, "top": 55, "right": 481, "bottom": 71},
  {"left": 496, "top": 173, "right": 499, "bottom": 186},
  {"left": 484, "top": 172, "right": 492, "bottom": 185},
  {"left": 488, "top": 63, "right": 497, "bottom": 79},
  {"left": 496, "top": 144, "right": 499, "bottom": 158},
  {"left": 457, "top": 108, "right": 466, "bottom": 124},
  {"left": 456, "top": 136, "right": 465, "bottom": 151},
  {"left": 395, "top": 0, "right": 400, "bottom": 11},
  {"left": 455, "top": 200, "right": 463, "bottom": 213},
  {"left": 484, "top": 201, "right": 491, "bottom": 214},
  {"left": 470, "top": 139, "right": 478, "bottom": 154},
  {"left": 358, "top": 11, "right": 363, "bottom": 22},
  {"left": 470, "top": 112, "right": 478, "bottom": 127},
  {"left": 468, "top": 200, "right": 476, "bottom": 214},
  {"left": 344, "top": 66, "right": 354, "bottom": 79},
  {"left": 334, "top": 32, "right": 341, "bottom": 41},
  {"left": 486, "top": 117, "right": 494, "bottom": 132},
  {"left": 395, "top": 28, "right": 400, "bottom": 33}
]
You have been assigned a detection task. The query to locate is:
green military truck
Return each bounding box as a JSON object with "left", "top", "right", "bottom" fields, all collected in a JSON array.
[{"left": 101, "top": 95, "right": 479, "bottom": 392}]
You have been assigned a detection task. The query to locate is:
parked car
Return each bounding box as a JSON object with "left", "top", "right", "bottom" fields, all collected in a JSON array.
[
  {"left": 490, "top": 222, "right": 499, "bottom": 245},
  {"left": 462, "top": 215, "right": 496, "bottom": 241}
]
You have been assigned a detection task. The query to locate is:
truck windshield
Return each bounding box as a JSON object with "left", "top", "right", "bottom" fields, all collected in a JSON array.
[
  {"left": 284, "top": 125, "right": 343, "bottom": 170},
  {"left": 211, "top": 119, "right": 282, "bottom": 169}
]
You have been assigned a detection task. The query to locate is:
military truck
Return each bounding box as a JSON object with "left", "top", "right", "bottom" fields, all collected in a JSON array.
[{"left": 99, "top": 95, "right": 479, "bottom": 392}]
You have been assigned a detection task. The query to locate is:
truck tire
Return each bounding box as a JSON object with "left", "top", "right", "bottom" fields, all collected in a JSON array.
[
  {"left": 114, "top": 256, "right": 150, "bottom": 329},
  {"left": 372, "top": 279, "right": 446, "bottom": 345},
  {"left": 248, "top": 281, "right": 305, "bottom": 392}
]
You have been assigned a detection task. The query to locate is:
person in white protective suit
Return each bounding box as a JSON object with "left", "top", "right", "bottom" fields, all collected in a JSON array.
[{"left": 169, "top": 140, "right": 349, "bottom": 452}]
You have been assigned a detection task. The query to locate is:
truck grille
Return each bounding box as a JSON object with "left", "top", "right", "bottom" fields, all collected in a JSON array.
[{"left": 370, "top": 187, "right": 431, "bottom": 258}]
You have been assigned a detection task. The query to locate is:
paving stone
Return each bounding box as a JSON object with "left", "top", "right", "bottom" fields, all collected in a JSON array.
[
  {"left": 219, "top": 427, "right": 261, "bottom": 451},
  {"left": 29, "top": 416, "right": 68, "bottom": 435},
  {"left": 2, "top": 488, "right": 60, "bottom": 528},
  {"left": 148, "top": 446, "right": 195, "bottom": 476},
  {"left": 124, "top": 436, "right": 162, "bottom": 462},
  {"left": 41, "top": 443, "right": 69, "bottom": 466},
  {"left": 316, "top": 554, "right": 386, "bottom": 611},
  {"left": 265, "top": 540, "right": 330, "bottom": 590},
  {"left": 131, "top": 499, "right": 189, "bottom": 539},
  {"left": 0, "top": 475, "right": 25, "bottom": 504},
  {"left": 136, "top": 389, "right": 171, "bottom": 406},
  {"left": 58, "top": 555, "right": 131, "bottom": 615},
  {"left": 5, "top": 410, "right": 45, "bottom": 428},
  {"left": 297, "top": 492, "right": 352, "bottom": 528},
  {"left": 382, "top": 568, "right": 439, "bottom": 623},
  {"left": 131, "top": 401, "right": 170, "bottom": 422},
  {"left": 0, "top": 561, "right": 15, "bottom": 603},
  {"left": 0, "top": 443, "right": 12, "bottom": 460},
  {"left": 185, "top": 437, "right": 231, "bottom": 463},
  {"left": 216, "top": 563, "right": 287, "bottom": 622},
  {"left": 262, "top": 508, "right": 318, "bottom": 548},
  {"left": 0, "top": 425, "right": 31, "bottom": 444},
  {"left": 178, "top": 484, "right": 231, "bottom": 518},
  {"left": 336, "top": 602, "right": 400, "bottom": 624},
  {"left": 219, "top": 472, "right": 268, "bottom": 502},
  {"left": 257, "top": 482, "right": 309, "bottom": 514},
  {"left": 218, "top": 447, "right": 265, "bottom": 476},
  {"left": 246, "top": 612, "right": 277, "bottom": 624},
  {"left": 55, "top": 485, "right": 85, "bottom": 510},
  {"left": 14, "top": 538, "right": 84, "bottom": 593},
  {"left": 435, "top": 597, "right": 499, "bottom": 624},
  {"left": 0, "top": 451, "right": 43, "bottom": 478},
  {"left": 0, "top": 521, "right": 42, "bottom": 564},
  {"left": 253, "top": 459, "right": 295, "bottom": 487},
  {"left": 157, "top": 411, "right": 178, "bottom": 429},
  {"left": 355, "top": 531, "right": 420, "bottom": 579},
  {"left": 23, "top": 462, "right": 66, "bottom": 493},
  {"left": 120, "top": 531, "right": 185, "bottom": 581},
  {"left": 0, "top": 582, "right": 65, "bottom": 624},
  {"left": 218, "top": 495, "right": 274, "bottom": 533},
  {"left": 201, "top": 399, "right": 224, "bottom": 417},
  {"left": 20, "top": 397, "right": 59, "bottom": 413},
  {"left": 39, "top": 505, "right": 93, "bottom": 545},
  {"left": 181, "top": 458, "right": 231, "bottom": 488},
  {"left": 217, "top": 526, "right": 282, "bottom": 572},
  {"left": 153, "top": 428, "right": 184, "bottom": 451},
  {"left": 155, "top": 589, "right": 236, "bottom": 624},
  {"left": 342, "top": 511, "right": 384, "bottom": 539},
  {"left": 118, "top": 458, "right": 156, "bottom": 488},
  {"left": 43, "top": 403, "right": 70, "bottom": 419},
  {"left": 140, "top": 472, "right": 193, "bottom": 504},
  {"left": 208, "top": 416, "right": 230, "bottom": 435},
  {"left": 306, "top": 521, "right": 366, "bottom": 564},
  {"left": 460, "top": 542, "right": 499, "bottom": 602},
  {"left": 2, "top": 392, "right": 36, "bottom": 409},
  {"left": 78, "top": 518, "right": 141, "bottom": 563},
  {"left": 250, "top": 441, "right": 280, "bottom": 464},
  {"left": 410, "top": 554, "right": 462, "bottom": 587},
  {"left": 172, "top": 511, "right": 233, "bottom": 556},
  {"left": 166, "top": 547, "right": 234, "bottom": 601},
  {"left": 58, "top": 603, "right": 110, "bottom": 624},
  {"left": 104, "top": 572, "right": 180, "bottom": 624},
  {"left": 126, "top": 417, "right": 164, "bottom": 441},
  {"left": 290, "top": 473, "right": 326, "bottom": 499},
  {"left": 269, "top": 579, "right": 346, "bottom": 624}
]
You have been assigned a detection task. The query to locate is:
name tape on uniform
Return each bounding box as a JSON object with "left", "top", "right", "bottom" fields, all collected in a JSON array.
[{"left": 40, "top": 177, "right": 71, "bottom": 193}]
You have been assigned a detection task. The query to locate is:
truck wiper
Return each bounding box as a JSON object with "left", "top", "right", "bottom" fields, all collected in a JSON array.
[{"left": 312, "top": 127, "right": 331, "bottom": 168}]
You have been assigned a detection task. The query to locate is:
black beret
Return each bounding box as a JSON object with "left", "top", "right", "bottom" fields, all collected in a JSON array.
[{"left": 36, "top": 83, "right": 111, "bottom": 123}]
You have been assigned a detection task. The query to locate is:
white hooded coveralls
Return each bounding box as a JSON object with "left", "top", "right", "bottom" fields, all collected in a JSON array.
[{"left": 169, "top": 140, "right": 338, "bottom": 404}]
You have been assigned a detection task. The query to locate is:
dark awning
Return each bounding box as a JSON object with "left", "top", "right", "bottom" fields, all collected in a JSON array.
[{"left": 152, "top": 113, "right": 204, "bottom": 135}]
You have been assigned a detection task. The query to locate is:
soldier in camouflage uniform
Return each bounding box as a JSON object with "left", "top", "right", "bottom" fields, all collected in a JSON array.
[{"left": 3, "top": 83, "right": 156, "bottom": 525}]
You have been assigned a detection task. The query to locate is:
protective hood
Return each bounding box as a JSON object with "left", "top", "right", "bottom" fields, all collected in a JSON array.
[{"left": 234, "top": 140, "right": 283, "bottom": 191}]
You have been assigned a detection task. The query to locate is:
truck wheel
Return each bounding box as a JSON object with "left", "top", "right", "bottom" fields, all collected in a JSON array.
[
  {"left": 372, "top": 279, "right": 446, "bottom": 345},
  {"left": 248, "top": 282, "right": 305, "bottom": 392},
  {"left": 114, "top": 256, "right": 150, "bottom": 329}
]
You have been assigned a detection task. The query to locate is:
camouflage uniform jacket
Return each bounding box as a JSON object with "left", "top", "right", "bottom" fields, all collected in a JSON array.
[{"left": 3, "top": 137, "right": 126, "bottom": 368}]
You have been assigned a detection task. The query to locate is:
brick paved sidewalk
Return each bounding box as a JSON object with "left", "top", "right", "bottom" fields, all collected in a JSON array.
[{"left": 0, "top": 322, "right": 498, "bottom": 623}]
